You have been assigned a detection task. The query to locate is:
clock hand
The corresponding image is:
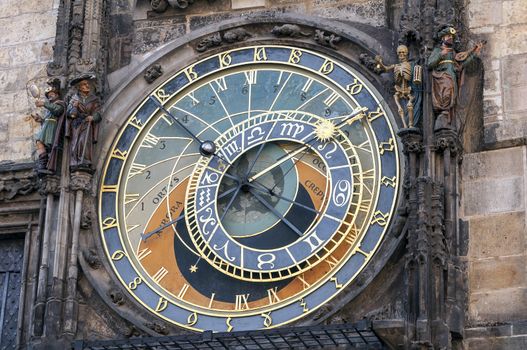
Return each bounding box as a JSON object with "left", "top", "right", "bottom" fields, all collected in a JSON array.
[
  {"left": 247, "top": 107, "right": 367, "bottom": 183},
  {"left": 219, "top": 183, "right": 242, "bottom": 221},
  {"left": 141, "top": 185, "right": 239, "bottom": 241},
  {"left": 248, "top": 188, "right": 304, "bottom": 236},
  {"left": 149, "top": 96, "right": 226, "bottom": 160},
  {"left": 247, "top": 181, "right": 323, "bottom": 216},
  {"left": 248, "top": 107, "right": 367, "bottom": 186},
  {"left": 244, "top": 143, "right": 266, "bottom": 180},
  {"left": 247, "top": 145, "right": 308, "bottom": 183}
]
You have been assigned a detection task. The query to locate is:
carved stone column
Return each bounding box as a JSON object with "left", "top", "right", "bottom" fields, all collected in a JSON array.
[
  {"left": 32, "top": 175, "right": 61, "bottom": 337},
  {"left": 63, "top": 170, "right": 93, "bottom": 337}
]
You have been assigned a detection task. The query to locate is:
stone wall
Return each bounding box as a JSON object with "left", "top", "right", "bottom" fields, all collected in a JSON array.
[
  {"left": 0, "top": 0, "right": 58, "bottom": 163},
  {"left": 468, "top": 0, "right": 527, "bottom": 147},
  {"left": 108, "top": 0, "right": 386, "bottom": 85},
  {"left": 463, "top": 0, "right": 527, "bottom": 348}
]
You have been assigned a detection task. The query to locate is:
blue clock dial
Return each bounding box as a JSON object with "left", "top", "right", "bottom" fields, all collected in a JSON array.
[{"left": 99, "top": 45, "right": 400, "bottom": 332}]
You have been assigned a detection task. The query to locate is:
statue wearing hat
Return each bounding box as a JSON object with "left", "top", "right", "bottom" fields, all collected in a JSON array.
[
  {"left": 30, "top": 79, "right": 66, "bottom": 174},
  {"left": 67, "top": 74, "right": 102, "bottom": 169},
  {"left": 428, "top": 25, "right": 484, "bottom": 129}
]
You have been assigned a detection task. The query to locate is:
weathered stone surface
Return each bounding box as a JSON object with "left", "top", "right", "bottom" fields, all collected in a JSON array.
[
  {"left": 465, "top": 324, "right": 512, "bottom": 338},
  {"left": 503, "top": 0, "right": 527, "bottom": 26},
  {"left": 469, "top": 256, "right": 526, "bottom": 291},
  {"left": 463, "top": 177, "right": 524, "bottom": 216},
  {"left": 0, "top": 13, "right": 56, "bottom": 46},
  {"left": 469, "top": 287, "right": 527, "bottom": 323},
  {"left": 484, "top": 118, "right": 527, "bottom": 145},
  {"left": 468, "top": 0, "right": 503, "bottom": 28},
  {"left": 466, "top": 335, "right": 527, "bottom": 350},
  {"left": 133, "top": 19, "right": 186, "bottom": 54},
  {"left": 504, "top": 84, "right": 527, "bottom": 113},
  {"left": 232, "top": 0, "right": 266, "bottom": 9},
  {"left": 311, "top": 1, "right": 385, "bottom": 26},
  {"left": 468, "top": 211, "right": 526, "bottom": 258},
  {"left": 462, "top": 147, "right": 524, "bottom": 180}
]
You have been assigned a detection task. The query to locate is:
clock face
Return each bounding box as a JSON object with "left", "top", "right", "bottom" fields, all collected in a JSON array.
[{"left": 99, "top": 45, "right": 400, "bottom": 332}]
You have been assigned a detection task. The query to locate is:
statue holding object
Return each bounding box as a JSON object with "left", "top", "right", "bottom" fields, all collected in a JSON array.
[
  {"left": 67, "top": 74, "right": 102, "bottom": 170},
  {"left": 375, "top": 45, "right": 422, "bottom": 128},
  {"left": 428, "top": 25, "right": 484, "bottom": 130},
  {"left": 29, "top": 79, "right": 66, "bottom": 174}
]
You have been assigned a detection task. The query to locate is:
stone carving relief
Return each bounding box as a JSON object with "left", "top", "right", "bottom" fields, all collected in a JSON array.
[
  {"left": 144, "top": 64, "right": 163, "bottom": 84},
  {"left": 271, "top": 24, "right": 310, "bottom": 38},
  {"left": 313, "top": 29, "right": 341, "bottom": 49},
  {"left": 195, "top": 28, "right": 251, "bottom": 52}
]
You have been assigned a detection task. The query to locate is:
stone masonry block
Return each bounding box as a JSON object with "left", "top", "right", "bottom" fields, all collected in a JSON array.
[
  {"left": 468, "top": 0, "right": 503, "bottom": 28},
  {"left": 468, "top": 211, "right": 526, "bottom": 258},
  {"left": 504, "top": 84, "right": 527, "bottom": 113},
  {"left": 495, "top": 24, "right": 527, "bottom": 58},
  {"left": 469, "top": 256, "right": 526, "bottom": 292},
  {"left": 462, "top": 147, "right": 524, "bottom": 180},
  {"left": 232, "top": 0, "right": 265, "bottom": 9},
  {"left": 469, "top": 287, "right": 527, "bottom": 323},
  {"left": 0, "top": 12, "right": 56, "bottom": 46},
  {"left": 463, "top": 177, "right": 524, "bottom": 216},
  {"left": 503, "top": 0, "right": 527, "bottom": 26},
  {"left": 504, "top": 54, "right": 527, "bottom": 87},
  {"left": 311, "top": 1, "right": 385, "bottom": 26},
  {"left": 466, "top": 335, "right": 527, "bottom": 350},
  {"left": 485, "top": 118, "right": 527, "bottom": 144}
]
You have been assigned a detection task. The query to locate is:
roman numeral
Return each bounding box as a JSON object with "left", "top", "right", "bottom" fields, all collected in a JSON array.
[
  {"left": 267, "top": 287, "right": 280, "bottom": 304},
  {"left": 128, "top": 163, "right": 146, "bottom": 177},
  {"left": 244, "top": 71, "right": 257, "bottom": 85},
  {"left": 235, "top": 293, "right": 250, "bottom": 310},
  {"left": 152, "top": 266, "right": 168, "bottom": 283},
  {"left": 178, "top": 283, "right": 190, "bottom": 299},
  {"left": 324, "top": 91, "right": 339, "bottom": 107},
  {"left": 137, "top": 248, "right": 152, "bottom": 261},
  {"left": 141, "top": 133, "right": 160, "bottom": 148},
  {"left": 212, "top": 77, "right": 228, "bottom": 92}
]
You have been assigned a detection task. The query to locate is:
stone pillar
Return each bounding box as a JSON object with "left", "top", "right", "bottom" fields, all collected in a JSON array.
[
  {"left": 63, "top": 170, "right": 93, "bottom": 337},
  {"left": 32, "top": 175, "right": 61, "bottom": 337}
]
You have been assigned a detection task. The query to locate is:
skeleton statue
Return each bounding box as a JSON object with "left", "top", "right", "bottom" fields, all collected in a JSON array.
[{"left": 375, "top": 45, "right": 422, "bottom": 128}]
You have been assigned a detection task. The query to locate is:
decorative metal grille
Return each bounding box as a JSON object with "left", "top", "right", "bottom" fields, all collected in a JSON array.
[
  {"left": 0, "top": 239, "right": 24, "bottom": 350},
  {"left": 73, "top": 322, "right": 385, "bottom": 349}
]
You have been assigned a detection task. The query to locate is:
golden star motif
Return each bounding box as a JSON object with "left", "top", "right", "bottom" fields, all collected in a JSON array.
[
  {"left": 189, "top": 265, "right": 198, "bottom": 273},
  {"left": 314, "top": 119, "right": 336, "bottom": 142}
]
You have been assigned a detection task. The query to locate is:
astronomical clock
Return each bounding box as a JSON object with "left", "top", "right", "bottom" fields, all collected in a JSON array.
[{"left": 97, "top": 44, "right": 401, "bottom": 333}]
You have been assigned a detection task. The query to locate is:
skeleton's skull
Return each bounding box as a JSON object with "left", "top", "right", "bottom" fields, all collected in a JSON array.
[{"left": 396, "top": 45, "right": 409, "bottom": 62}]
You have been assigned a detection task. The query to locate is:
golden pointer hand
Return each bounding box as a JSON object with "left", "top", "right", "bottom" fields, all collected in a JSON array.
[
  {"left": 247, "top": 145, "right": 307, "bottom": 183},
  {"left": 247, "top": 107, "right": 367, "bottom": 183}
]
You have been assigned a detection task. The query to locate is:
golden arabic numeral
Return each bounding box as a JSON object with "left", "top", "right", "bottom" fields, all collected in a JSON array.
[
  {"left": 330, "top": 276, "right": 343, "bottom": 289},
  {"left": 112, "top": 148, "right": 128, "bottom": 161},
  {"left": 226, "top": 317, "right": 233, "bottom": 332},
  {"left": 111, "top": 250, "right": 126, "bottom": 261},
  {"left": 129, "top": 116, "right": 143, "bottom": 129},
  {"left": 300, "top": 298, "right": 309, "bottom": 313},
  {"left": 128, "top": 277, "right": 142, "bottom": 290},
  {"left": 219, "top": 52, "right": 232, "bottom": 67},
  {"left": 261, "top": 313, "right": 272, "bottom": 328},
  {"left": 346, "top": 78, "right": 363, "bottom": 95},
  {"left": 254, "top": 47, "right": 268, "bottom": 61},
  {"left": 102, "top": 217, "right": 118, "bottom": 230},
  {"left": 187, "top": 312, "right": 198, "bottom": 326},
  {"left": 154, "top": 89, "right": 170, "bottom": 103},
  {"left": 319, "top": 59, "right": 334, "bottom": 75},
  {"left": 288, "top": 49, "right": 303, "bottom": 64},
  {"left": 371, "top": 211, "right": 390, "bottom": 226},
  {"left": 367, "top": 107, "right": 384, "bottom": 122},
  {"left": 381, "top": 176, "right": 397, "bottom": 188},
  {"left": 184, "top": 66, "right": 198, "bottom": 81},
  {"left": 155, "top": 297, "right": 168, "bottom": 312}
]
